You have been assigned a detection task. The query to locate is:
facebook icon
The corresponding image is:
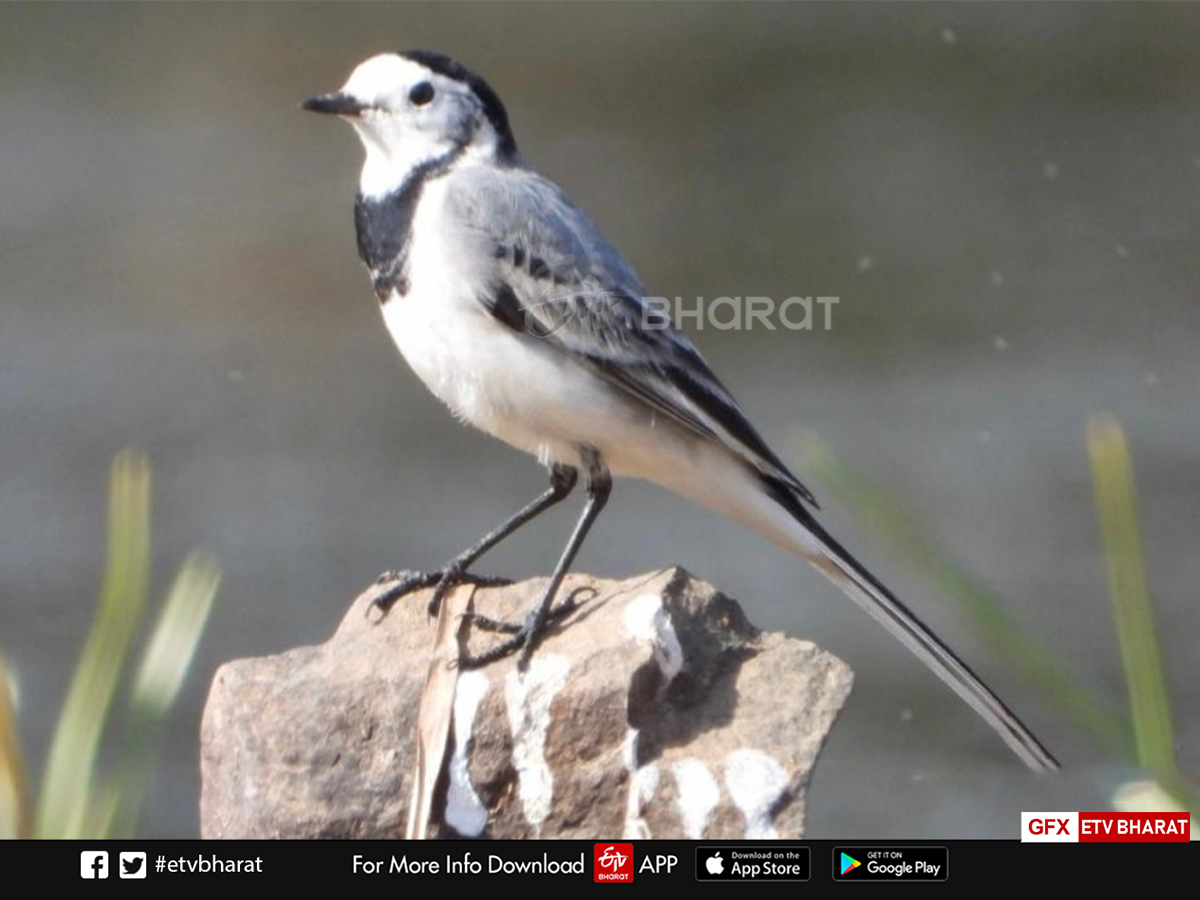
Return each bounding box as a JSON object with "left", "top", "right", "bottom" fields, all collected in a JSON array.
[{"left": 80, "top": 851, "right": 108, "bottom": 879}]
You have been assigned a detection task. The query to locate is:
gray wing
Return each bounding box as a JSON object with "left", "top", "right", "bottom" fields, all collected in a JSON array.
[{"left": 444, "top": 164, "right": 817, "bottom": 506}]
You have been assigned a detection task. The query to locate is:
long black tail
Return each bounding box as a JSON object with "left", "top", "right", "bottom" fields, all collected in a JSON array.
[{"left": 781, "top": 491, "right": 1059, "bottom": 771}]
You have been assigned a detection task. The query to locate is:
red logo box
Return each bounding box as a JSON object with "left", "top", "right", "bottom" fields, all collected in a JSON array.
[
  {"left": 594, "top": 843, "right": 634, "bottom": 883},
  {"left": 1079, "top": 812, "right": 1191, "bottom": 842}
]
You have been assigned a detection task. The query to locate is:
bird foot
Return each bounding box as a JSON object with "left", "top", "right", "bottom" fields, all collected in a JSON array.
[
  {"left": 457, "top": 586, "right": 594, "bottom": 671},
  {"left": 368, "top": 566, "right": 512, "bottom": 620}
]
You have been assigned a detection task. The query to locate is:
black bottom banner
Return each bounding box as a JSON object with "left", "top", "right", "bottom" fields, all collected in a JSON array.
[{"left": 25, "top": 837, "right": 1184, "bottom": 889}]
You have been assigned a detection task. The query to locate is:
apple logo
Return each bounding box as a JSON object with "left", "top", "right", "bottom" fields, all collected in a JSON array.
[{"left": 706, "top": 853, "right": 724, "bottom": 875}]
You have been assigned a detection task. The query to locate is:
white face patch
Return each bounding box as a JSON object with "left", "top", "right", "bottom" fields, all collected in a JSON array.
[
  {"left": 341, "top": 54, "right": 429, "bottom": 103},
  {"left": 332, "top": 54, "right": 490, "bottom": 200}
]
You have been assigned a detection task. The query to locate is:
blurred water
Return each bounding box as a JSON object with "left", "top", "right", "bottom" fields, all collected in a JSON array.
[{"left": 1, "top": 3, "right": 1197, "bottom": 837}]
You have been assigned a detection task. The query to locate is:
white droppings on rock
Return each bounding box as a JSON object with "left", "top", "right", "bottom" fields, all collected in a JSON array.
[
  {"left": 623, "top": 730, "right": 660, "bottom": 840},
  {"left": 723, "top": 749, "right": 788, "bottom": 839},
  {"left": 621, "top": 727, "right": 639, "bottom": 772},
  {"left": 623, "top": 593, "right": 683, "bottom": 683},
  {"left": 504, "top": 654, "right": 570, "bottom": 835},
  {"left": 672, "top": 758, "right": 721, "bottom": 838},
  {"left": 623, "top": 593, "right": 661, "bottom": 641},
  {"left": 444, "top": 670, "right": 490, "bottom": 837}
]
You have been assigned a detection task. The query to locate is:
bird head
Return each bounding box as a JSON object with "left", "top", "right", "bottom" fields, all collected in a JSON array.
[{"left": 303, "top": 51, "right": 517, "bottom": 198}]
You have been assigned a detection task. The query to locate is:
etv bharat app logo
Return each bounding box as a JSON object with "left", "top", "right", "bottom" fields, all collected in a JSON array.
[{"left": 594, "top": 843, "right": 634, "bottom": 883}]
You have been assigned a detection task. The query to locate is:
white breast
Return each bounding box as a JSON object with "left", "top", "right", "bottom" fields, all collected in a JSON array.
[
  {"left": 379, "top": 176, "right": 573, "bottom": 462},
  {"left": 380, "top": 180, "right": 493, "bottom": 424},
  {"left": 377, "top": 172, "right": 707, "bottom": 480}
]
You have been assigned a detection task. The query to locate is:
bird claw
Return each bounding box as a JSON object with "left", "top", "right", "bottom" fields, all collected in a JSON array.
[
  {"left": 453, "top": 621, "right": 539, "bottom": 672},
  {"left": 456, "top": 586, "right": 592, "bottom": 670},
  {"left": 368, "top": 566, "right": 512, "bottom": 620}
]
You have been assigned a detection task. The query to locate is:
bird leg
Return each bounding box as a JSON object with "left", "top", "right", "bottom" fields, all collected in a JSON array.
[
  {"left": 369, "top": 463, "right": 578, "bottom": 619},
  {"left": 458, "top": 449, "right": 611, "bottom": 671}
]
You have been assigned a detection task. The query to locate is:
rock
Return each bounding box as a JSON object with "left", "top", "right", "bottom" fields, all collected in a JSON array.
[{"left": 200, "top": 567, "right": 853, "bottom": 839}]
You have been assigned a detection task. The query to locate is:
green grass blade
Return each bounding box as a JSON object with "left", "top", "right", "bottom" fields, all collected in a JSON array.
[
  {"left": 1087, "top": 414, "right": 1178, "bottom": 781},
  {"left": 1113, "top": 780, "right": 1198, "bottom": 834},
  {"left": 34, "top": 451, "right": 151, "bottom": 838},
  {"left": 130, "top": 552, "right": 220, "bottom": 718},
  {"left": 0, "top": 653, "right": 30, "bottom": 839},
  {"left": 111, "top": 552, "right": 220, "bottom": 837}
]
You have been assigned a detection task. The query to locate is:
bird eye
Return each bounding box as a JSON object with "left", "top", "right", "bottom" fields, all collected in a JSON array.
[{"left": 408, "top": 82, "right": 435, "bottom": 106}]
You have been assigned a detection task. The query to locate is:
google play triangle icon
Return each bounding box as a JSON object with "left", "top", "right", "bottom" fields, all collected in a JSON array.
[{"left": 840, "top": 853, "right": 862, "bottom": 876}]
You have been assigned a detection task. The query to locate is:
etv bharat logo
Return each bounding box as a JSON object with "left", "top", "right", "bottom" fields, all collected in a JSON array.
[
  {"left": 1022, "top": 811, "right": 1191, "bottom": 843},
  {"left": 594, "top": 843, "right": 634, "bottom": 883}
]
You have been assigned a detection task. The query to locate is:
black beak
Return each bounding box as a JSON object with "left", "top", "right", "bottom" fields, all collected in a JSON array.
[{"left": 301, "top": 92, "right": 369, "bottom": 116}]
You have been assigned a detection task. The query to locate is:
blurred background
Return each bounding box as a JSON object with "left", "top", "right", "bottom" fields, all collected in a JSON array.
[{"left": 1, "top": 2, "right": 1197, "bottom": 838}]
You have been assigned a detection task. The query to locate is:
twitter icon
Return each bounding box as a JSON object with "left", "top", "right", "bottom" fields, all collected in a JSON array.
[{"left": 119, "top": 852, "right": 147, "bottom": 879}]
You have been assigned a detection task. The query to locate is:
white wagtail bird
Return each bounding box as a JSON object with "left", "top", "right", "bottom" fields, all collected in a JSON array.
[{"left": 303, "top": 51, "right": 1059, "bottom": 771}]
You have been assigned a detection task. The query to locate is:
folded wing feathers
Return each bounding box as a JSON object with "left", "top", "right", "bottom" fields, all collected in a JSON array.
[{"left": 448, "top": 166, "right": 817, "bottom": 507}]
